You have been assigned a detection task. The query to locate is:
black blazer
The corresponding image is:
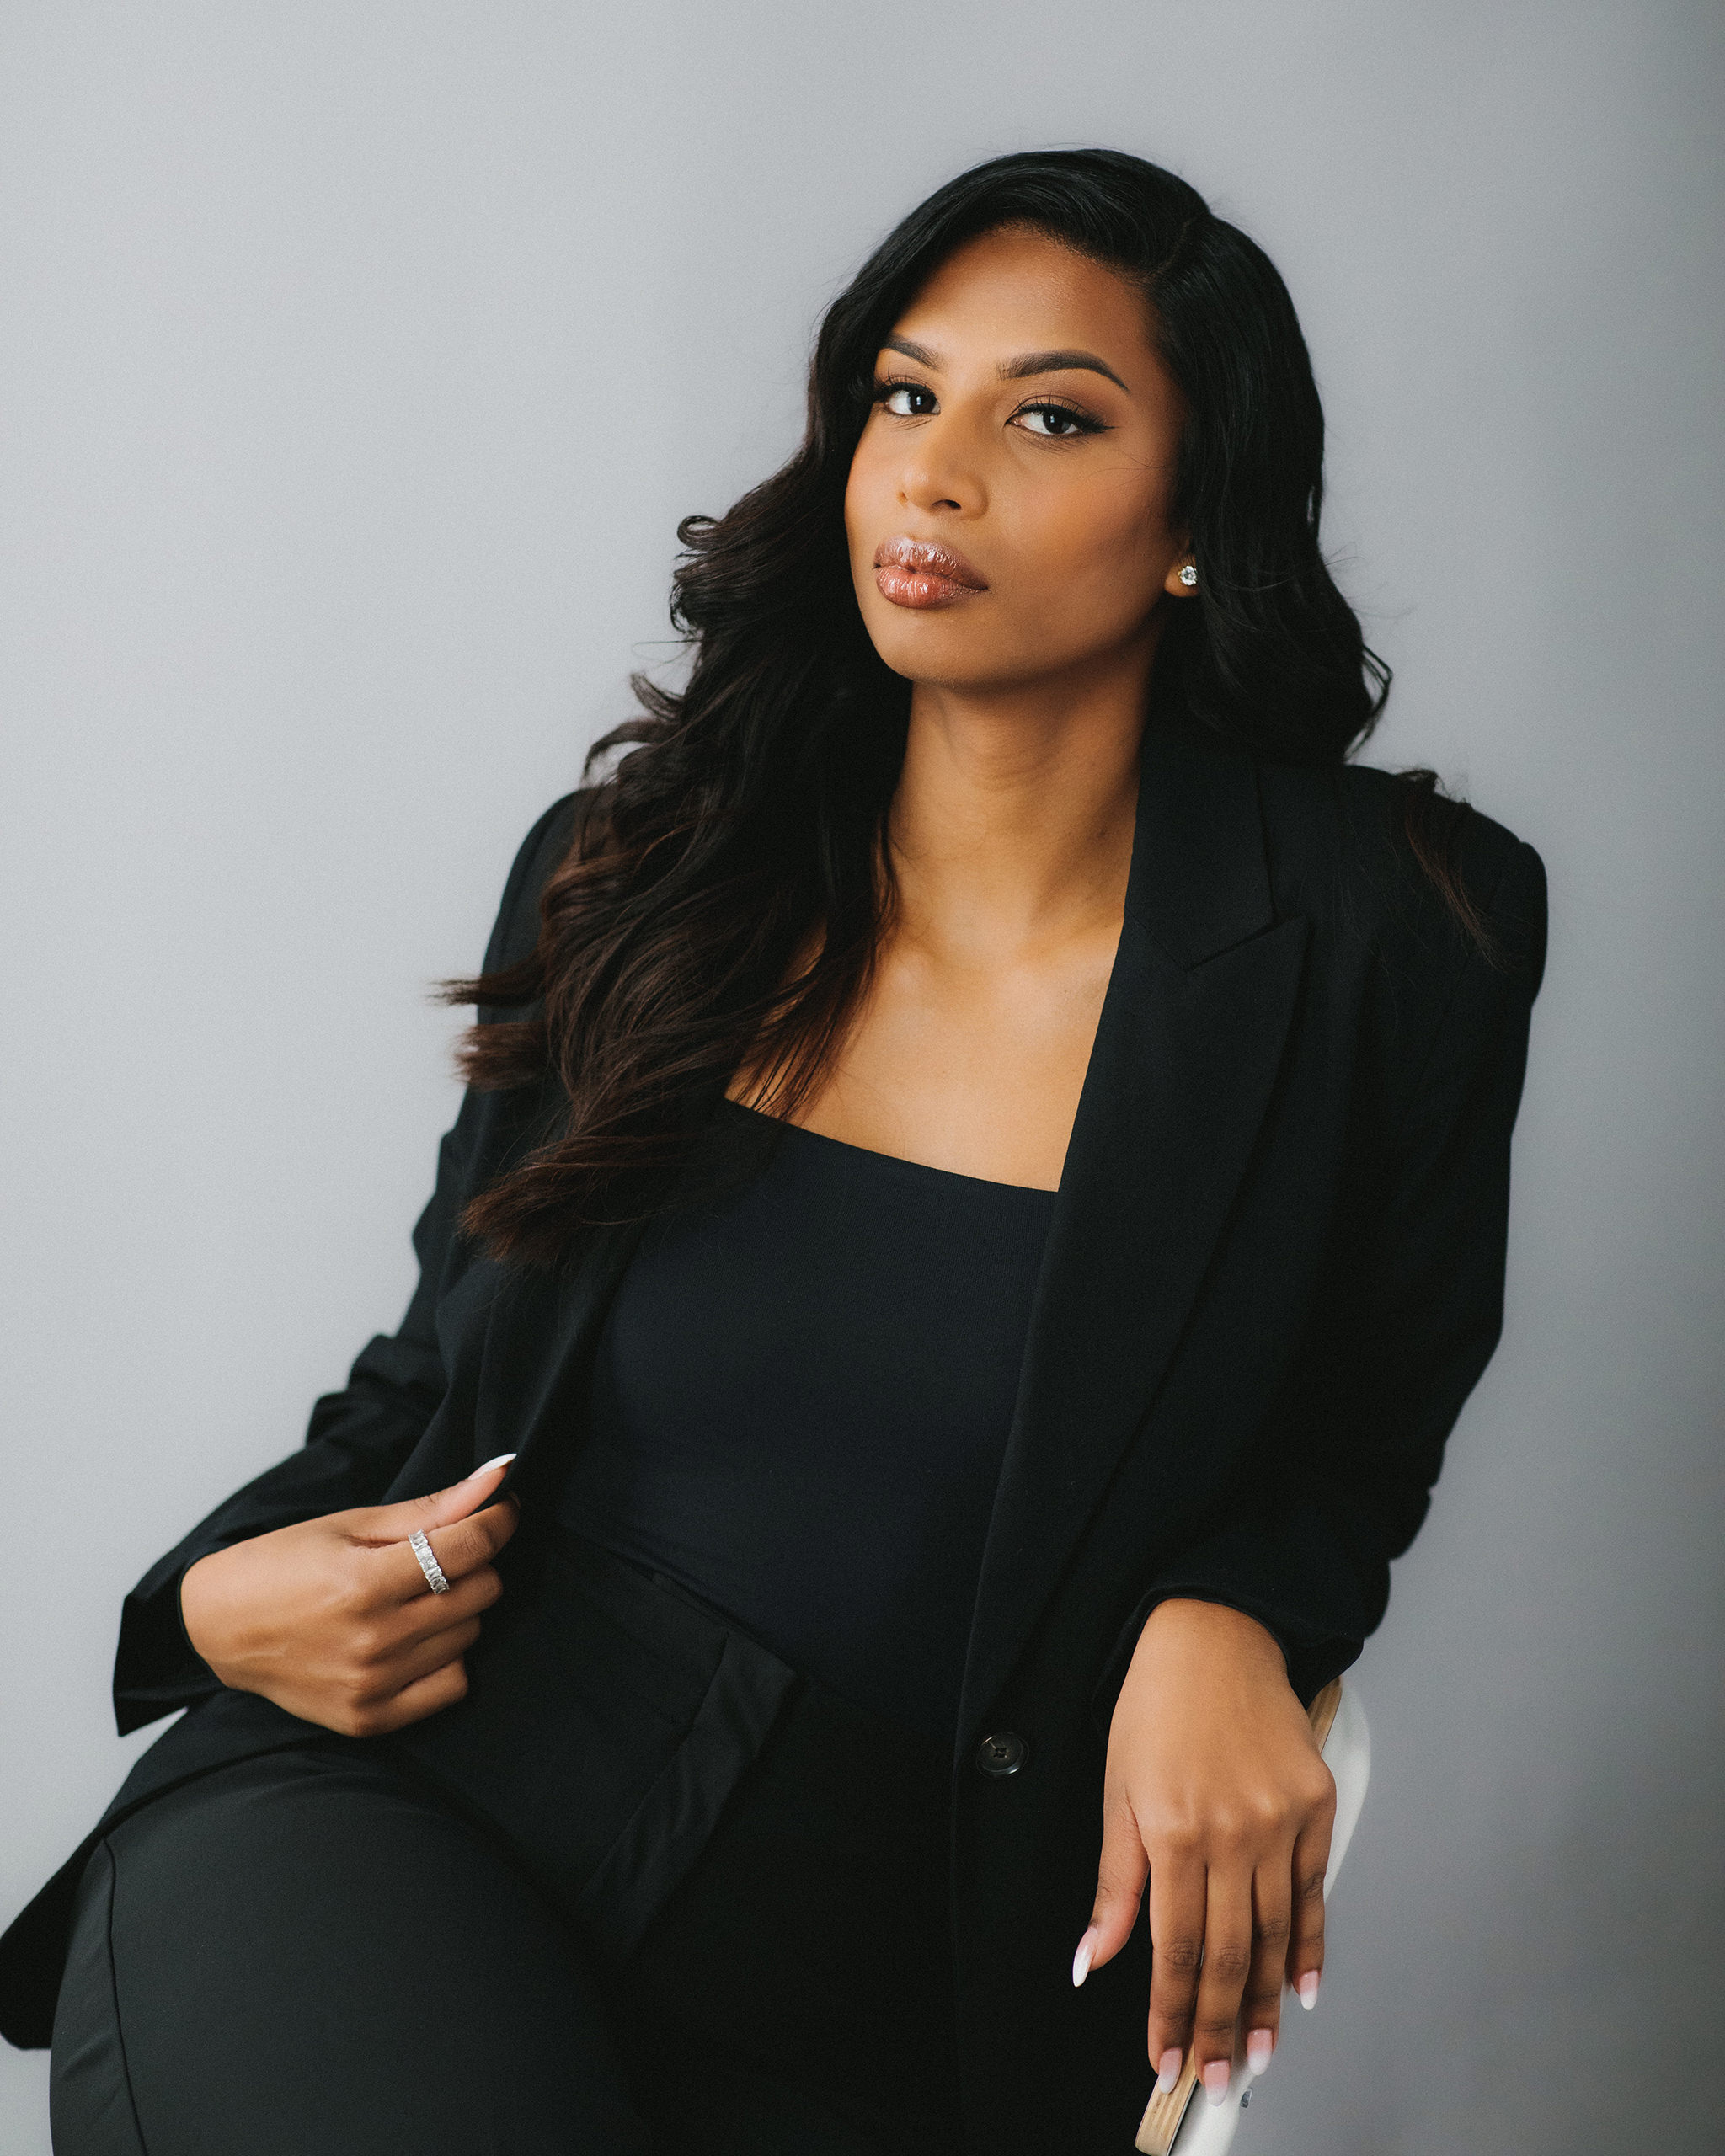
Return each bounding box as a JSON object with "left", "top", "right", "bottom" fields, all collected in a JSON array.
[{"left": 1, "top": 722, "right": 1546, "bottom": 2151}]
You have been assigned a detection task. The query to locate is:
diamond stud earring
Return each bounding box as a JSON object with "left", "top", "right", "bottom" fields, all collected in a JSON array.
[{"left": 1178, "top": 563, "right": 1198, "bottom": 588}]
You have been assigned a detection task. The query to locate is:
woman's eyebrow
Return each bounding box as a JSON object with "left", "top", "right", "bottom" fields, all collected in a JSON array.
[
  {"left": 879, "top": 336, "right": 1129, "bottom": 393},
  {"left": 999, "top": 348, "right": 1130, "bottom": 392},
  {"left": 882, "top": 336, "right": 941, "bottom": 368}
]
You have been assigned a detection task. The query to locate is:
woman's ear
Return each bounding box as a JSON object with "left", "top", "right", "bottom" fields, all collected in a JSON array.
[{"left": 1163, "top": 556, "right": 1199, "bottom": 598}]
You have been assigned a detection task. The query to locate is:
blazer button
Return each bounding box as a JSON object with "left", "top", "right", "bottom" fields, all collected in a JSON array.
[{"left": 975, "top": 1731, "right": 1029, "bottom": 1777}]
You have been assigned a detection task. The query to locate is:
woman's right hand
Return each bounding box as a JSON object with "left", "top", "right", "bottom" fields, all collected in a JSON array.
[{"left": 178, "top": 1456, "right": 521, "bottom": 1737}]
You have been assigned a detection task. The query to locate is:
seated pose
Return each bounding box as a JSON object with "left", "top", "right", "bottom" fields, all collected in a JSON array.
[{"left": 3, "top": 148, "right": 1546, "bottom": 2155}]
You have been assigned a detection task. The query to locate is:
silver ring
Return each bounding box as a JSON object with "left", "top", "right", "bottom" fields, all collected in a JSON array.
[{"left": 408, "top": 1529, "right": 451, "bottom": 1595}]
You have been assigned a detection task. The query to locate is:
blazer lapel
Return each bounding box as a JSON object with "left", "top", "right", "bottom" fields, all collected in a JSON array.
[{"left": 959, "top": 726, "right": 1309, "bottom": 1737}]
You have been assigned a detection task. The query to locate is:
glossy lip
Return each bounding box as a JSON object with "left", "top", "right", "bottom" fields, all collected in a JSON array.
[{"left": 872, "top": 534, "right": 989, "bottom": 608}]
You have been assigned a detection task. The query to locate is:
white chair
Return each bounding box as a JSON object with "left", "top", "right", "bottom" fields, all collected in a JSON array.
[{"left": 1135, "top": 1679, "right": 1372, "bottom": 2155}]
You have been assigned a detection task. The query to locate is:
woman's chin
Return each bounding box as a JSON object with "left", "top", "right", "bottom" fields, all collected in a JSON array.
[
  {"left": 863, "top": 613, "right": 1027, "bottom": 689},
  {"left": 868, "top": 629, "right": 1108, "bottom": 707}
]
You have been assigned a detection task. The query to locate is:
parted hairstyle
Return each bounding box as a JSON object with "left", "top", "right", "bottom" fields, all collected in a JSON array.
[{"left": 447, "top": 147, "right": 1482, "bottom": 1264}]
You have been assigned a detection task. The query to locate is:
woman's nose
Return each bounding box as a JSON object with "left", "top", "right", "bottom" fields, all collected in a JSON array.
[{"left": 895, "top": 420, "right": 983, "bottom": 517}]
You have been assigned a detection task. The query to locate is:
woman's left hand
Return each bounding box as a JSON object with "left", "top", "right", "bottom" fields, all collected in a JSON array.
[{"left": 1073, "top": 1597, "right": 1336, "bottom": 2105}]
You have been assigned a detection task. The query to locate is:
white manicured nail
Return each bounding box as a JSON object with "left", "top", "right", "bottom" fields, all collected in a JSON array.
[
  {"left": 468, "top": 1453, "right": 517, "bottom": 1479},
  {"left": 1202, "top": 2060, "right": 1231, "bottom": 2106},
  {"left": 1154, "top": 2047, "right": 1183, "bottom": 2094},
  {"left": 1297, "top": 1969, "right": 1320, "bottom": 2010},
  {"left": 1246, "top": 2028, "right": 1274, "bottom": 2075},
  {"left": 1071, "top": 1928, "right": 1098, "bottom": 1988}
]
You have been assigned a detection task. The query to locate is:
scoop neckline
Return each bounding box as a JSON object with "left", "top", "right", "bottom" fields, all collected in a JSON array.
[{"left": 715, "top": 1095, "right": 1060, "bottom": 1200}]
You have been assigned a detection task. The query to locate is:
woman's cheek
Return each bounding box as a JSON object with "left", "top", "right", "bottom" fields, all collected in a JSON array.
[
  {"left": 1036, "top": 531, "right": 1156, "bottom": 649},
  {"left": 1077, "top": 514, "right": 1174, "bottom": 639}
]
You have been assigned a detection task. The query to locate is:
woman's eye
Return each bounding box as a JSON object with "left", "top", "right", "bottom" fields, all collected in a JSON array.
[
  {"left": 1015, "top": 403, "right": 1092, "bottom": 438},
  {"left": 879, "top": 382, "right": 938, "bottom": 418}
]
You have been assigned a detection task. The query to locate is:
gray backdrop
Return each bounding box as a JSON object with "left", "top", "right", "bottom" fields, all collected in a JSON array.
[{"left": 3, "top": 4, "right": 1721, "bottom": 2149}]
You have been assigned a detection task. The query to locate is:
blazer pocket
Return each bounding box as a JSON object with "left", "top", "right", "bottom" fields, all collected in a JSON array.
[{"left": 387, "top": 1524, "right": 801, "bottom": 1961}]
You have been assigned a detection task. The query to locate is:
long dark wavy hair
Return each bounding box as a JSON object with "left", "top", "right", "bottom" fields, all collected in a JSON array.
[{"left": 448, "top": 147, "right": 1481, "bottom": 1264}]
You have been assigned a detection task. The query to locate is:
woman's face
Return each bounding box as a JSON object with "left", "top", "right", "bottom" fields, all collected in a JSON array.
[{"left": 845, "top": 224, "right": 1194, "bottom": 702}]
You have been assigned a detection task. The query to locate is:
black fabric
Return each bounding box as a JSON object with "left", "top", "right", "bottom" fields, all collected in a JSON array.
[
  {"left": 558, "top": 1098, "right": 1055, "bottom": 1742},
  {"left": 51, "top": 1689, "right": 959, "bottom": 2156},
  {"left": 6, "top": 725, "right": 1549, "bottom": 2155},
  {"left": 50, "top": 1750, "right": 651, "bottom": 2156},
  {"left": 387, "top": 1525, "right": 803, "bottom": 1963},
  {"left": 617, "top": 1673, "right": 959, "bottom": 2146}
]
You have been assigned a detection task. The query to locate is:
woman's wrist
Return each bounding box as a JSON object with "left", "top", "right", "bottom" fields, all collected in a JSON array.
[
  {"left": 177, "top": 1553, "right": 223, "bottom": 1676},
  {"left": 1135, "top": 1593, "right": 1291, "bottom": 1679}
]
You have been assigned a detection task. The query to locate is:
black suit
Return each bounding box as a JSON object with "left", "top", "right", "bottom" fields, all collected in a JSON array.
[{"left": 3, "top": 722, "right": 1546, "bottom": 2152}]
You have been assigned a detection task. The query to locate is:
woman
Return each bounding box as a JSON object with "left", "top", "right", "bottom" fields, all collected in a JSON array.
[{"left": 3, "top": 148, "right": 1546, "bottom": 2153}]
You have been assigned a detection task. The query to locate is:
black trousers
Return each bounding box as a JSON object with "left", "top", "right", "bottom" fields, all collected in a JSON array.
[{"left": 49, "top": 1671, "right": 963, "bottom": 2153}]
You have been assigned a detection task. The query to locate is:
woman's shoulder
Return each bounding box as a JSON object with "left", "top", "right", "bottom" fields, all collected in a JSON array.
[
  {"left": 1255, "top": 753, "right": 1547, "bottom": 1006},
  {"left": 480, "top": 785, "right": 606, "bottom": 976}
]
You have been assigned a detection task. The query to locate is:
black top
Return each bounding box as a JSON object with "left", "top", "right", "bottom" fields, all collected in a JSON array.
[{"left": 555, "top": 1099, "right": 1057, "bottom": 1740}]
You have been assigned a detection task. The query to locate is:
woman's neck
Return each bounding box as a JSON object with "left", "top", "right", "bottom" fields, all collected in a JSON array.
[{"left": 885, "top": 675, "right": 1146, "bottom": 962}]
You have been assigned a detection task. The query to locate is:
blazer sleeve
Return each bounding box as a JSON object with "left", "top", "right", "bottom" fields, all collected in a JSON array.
[
  {"left": 109, "top": 792, "right": 582, "bottom": 1734},
  {"left": 1097, "top": 835, "right": 1549, "bottom": 1712}
]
